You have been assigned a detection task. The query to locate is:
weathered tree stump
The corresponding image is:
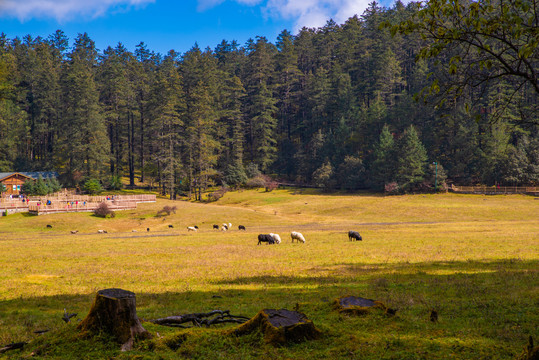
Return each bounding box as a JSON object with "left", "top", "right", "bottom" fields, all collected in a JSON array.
[
  {"left": 77, "top": 288, "right": 150, "bottom": 351},
  {"left": 517, "top": 336, "right": 539, "bottom": 360},
  {"left": 232, "top": 309, "right": 321, "bottom": 345},
  {"left": 333, "top": 295, "right": 389, "bottom": 316}
]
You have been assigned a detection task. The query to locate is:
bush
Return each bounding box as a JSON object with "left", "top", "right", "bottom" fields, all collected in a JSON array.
[
  {"left": 83, "top": 179, "right": 103, "bottom": 195},
  {"left": 156, "top": 205, "right": 177, "bottom": 217},
  {"left": 312, "top": 161, "right": 334, "bottom": 190},
  {"left": 223, "top": 163, "right": 248, "bottom": 187},
  {"left": 46, "top": 177, "right": 62, "bottom": 193},
  {"left": 245, "top": 176, "right": 267, "bottom": 189},
  {"left": 108, "top": 175, "right": 123, "bottom": 190},
  {"left": 21, "top": 176, "right": 62, "bottom": 196},
  {"left": 21, "top": 180, "right": 35, "bottom": 195},
  {"left": 206, "top": 187, "right": 228, "bottom": 202},
  {"left": 94, "top": 202, "right": 115, "bottom": 218},
  {"left": 33, "top": 176, "right": 49, "bottom": 196},
  {"left": 265, "top": 179, "right": 278, "bottom": 192},
  {"left": 384, "top": 182, "right": 399, "bottom": 194},
  {"left": 245, "top": 163, "right": 261, "bottom": 179}
]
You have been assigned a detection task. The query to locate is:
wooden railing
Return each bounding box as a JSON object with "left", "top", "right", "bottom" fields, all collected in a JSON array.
[
  {"left": 1, "top": 194, "right": 155, "bottom": 214},
  {"left": 28, "top": 201, "right": 138, "bottom": 215},
  {"left": 451, "top": 185, "right": 539, "bottom": 194},
  {"left": 0, "top": 201, "right": 29, "bottom": 210},
  {"left": 26, "top": 194, "right": 156, "bottom": 203}
]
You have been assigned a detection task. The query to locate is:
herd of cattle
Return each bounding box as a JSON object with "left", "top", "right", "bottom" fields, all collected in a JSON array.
[
  {"left": 185, "top": 223, "right": 363, "bottom": 245},
  {"left": 49, "top": 223, "right": 362, "bottom": 243}
]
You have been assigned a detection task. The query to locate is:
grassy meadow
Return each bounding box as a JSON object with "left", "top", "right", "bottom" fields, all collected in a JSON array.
[{"left": 0, "top": 189, "right": 538, "bottom": 359}]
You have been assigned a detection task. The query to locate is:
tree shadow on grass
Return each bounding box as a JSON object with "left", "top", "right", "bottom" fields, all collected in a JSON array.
[{"left": 1, "top": 259, "right": 537, "bottom": 359}]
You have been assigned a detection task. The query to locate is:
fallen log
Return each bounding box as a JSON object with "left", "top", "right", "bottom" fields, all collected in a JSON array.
[
  {"left": 0, "top": 342, "right": 27, "bottom": 354},
  {"left": 148, "top": 310, "right": 250, "bottom": 328},
  {"left": 77, "top": 288, "right": 150, "bottom": 351},
  {"left": 232, "top": 309, "right": 321, "bottom": 345}
]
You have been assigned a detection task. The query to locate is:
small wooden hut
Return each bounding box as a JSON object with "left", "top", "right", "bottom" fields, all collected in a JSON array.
[
  {"left": 0, "top": 172, "right": 58, "bottom": 196},
  {"left": 0, "top": 173, "right": 33, "bottom": 196}
]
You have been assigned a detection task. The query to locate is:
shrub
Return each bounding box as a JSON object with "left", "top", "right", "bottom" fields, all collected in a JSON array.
[
  {"left": 83, "top": 179, "right": 103, "bottom": 195},
  {"left": 384, "top": 182, "right": 399, "bottom": 194},
  {"left": 245, "top": 163, "right": 261, "bottom": 179},
  {"left": 46, "top": 177, "right": 62, "bottom": 193},
  {"left": 94, "top": 202, "right": 115, "bottom": 218},
  {"left": 108, "top": 175, "right": 123, "bottom": 190},
  {"left": 33, "top": 176, "right": 49, "bottom": 196},
  {"left": 21, "top": 180, "right": 35, "bottom": 195},
  {"left": 245, "top": 176, "right": 266, "bottom": 189},
  {"left": 223, "top": 163, "right": 248, "bottom": 187},
  {"left": 157, "top": 205, "right": 177, "bottom": 217},
  {"left": 312, "top": 161, "right": 334, "bottom": 190},
  {"left": 206, "top": 187, "right": 228, "bottom": 202},
  {"left": 265, "top": 179, "right": 278, "bottom": 192}
]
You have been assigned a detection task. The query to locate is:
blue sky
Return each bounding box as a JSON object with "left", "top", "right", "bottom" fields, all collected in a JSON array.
[{"left": 0, "top": 0, "right": 396, "bottom": 55}]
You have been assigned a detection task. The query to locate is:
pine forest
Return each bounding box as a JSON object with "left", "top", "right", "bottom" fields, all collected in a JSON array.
[{"left": 0, "top": 0, "right": 537, "bottom": 198}]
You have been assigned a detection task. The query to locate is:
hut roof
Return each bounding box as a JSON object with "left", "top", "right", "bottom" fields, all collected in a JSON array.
[{"left": 0, "top": 172, "right": 59, "bottom": 181}]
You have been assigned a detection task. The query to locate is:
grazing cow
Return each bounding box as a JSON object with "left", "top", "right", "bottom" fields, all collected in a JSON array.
[
  {"left": 269, "top": 233, "right": 282, "bottom": 244},
  {"left": 228, "top": 223, "right": 232, "bottom": 229},
  {"left": 168, "top": 225, "right": 174, "bottom": 228},
  {"left": 97, "top": 230, "right": 107, "bottom": 234},
  {"left": 238, "top": 225, "right": 246, "bottom": 231},
  {"left": 213, "top": 224, "right": 219, "bottom": 230},
  {"left": 348, "top": 231, "right": 362, "bottom": 241},
  {"left": 70, "top": 230, "right": 78, "bottom": 234},
  {"left": 291, "top": 231, "right": 306, "bottom": 243},
  {"left": 46, "top": 224, "right": 52, "bottom": 228},
  {"left": 187, "top": 226, "right": 197, "bottom": 232},
  {"left": 257, "top": 234, "right": 275, "bottom": 245},
  {"left": 147, "top": 228, "right": 150, "bottom": 232},
  {"left": 221, "top": 225, "right": 227, "bottom": 231}
]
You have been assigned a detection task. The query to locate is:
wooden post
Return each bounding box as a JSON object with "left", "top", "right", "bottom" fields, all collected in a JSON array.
[{"left": 77, "top": 289, "right": 150, "bottom": 351}]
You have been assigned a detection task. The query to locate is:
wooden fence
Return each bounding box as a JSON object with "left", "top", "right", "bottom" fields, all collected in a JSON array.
[
  {"left": 28, "top": 201, "right": 138, "bottom": 215},
  {"left": 26, "top": 194, "right": 156, "bottom": 203},
  {"left": 451, "top": 185, "right": 539, "bottom": 195},
  {"left": 1, "top": 193, "right": 156, "bottom": 215}
]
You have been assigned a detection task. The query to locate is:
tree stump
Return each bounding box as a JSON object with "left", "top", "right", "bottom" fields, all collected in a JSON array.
[
  {"left": 232, "top": 309, "right": 321, "bottom": 345},
  {"left": 77, "top": 288, "right": 150, "bottom": 351},
  {"left": 333, "top": 295, "right": 388, "bottom": 316}
]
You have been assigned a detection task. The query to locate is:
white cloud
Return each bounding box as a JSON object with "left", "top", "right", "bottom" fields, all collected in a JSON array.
[
  {"left": 0, "top": 0, "right": 155, "bottom": 22},
  {"left": 264, "top": 0, "right": 373, "bottom": 31},
  {"left": 197, "top": 0, "right": 376, "bottom": 31}
]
